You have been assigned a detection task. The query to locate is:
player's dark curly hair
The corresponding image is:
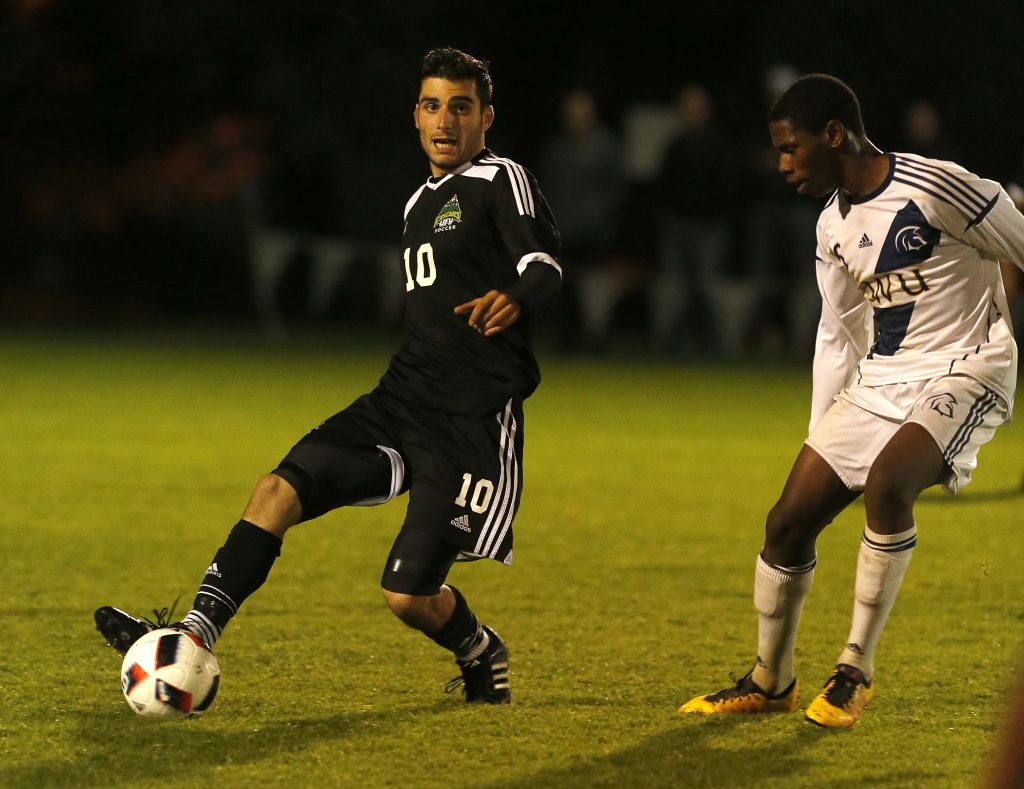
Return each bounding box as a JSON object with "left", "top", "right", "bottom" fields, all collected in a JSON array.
[
  {"left": 769, "top": 74, "right": 865, "bottom": 136},
  {"left": 419, "top": 47, "right": 493, "bottom": 106}
]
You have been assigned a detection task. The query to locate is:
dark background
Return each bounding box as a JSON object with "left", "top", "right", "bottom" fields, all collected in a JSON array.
[{"left": 4, "top": 0, "right": 1024, "bottom": 330}]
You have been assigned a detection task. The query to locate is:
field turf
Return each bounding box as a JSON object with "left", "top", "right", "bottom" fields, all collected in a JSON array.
[{"left": 2, "top": 330, "right": 1022, "bottom": 788}]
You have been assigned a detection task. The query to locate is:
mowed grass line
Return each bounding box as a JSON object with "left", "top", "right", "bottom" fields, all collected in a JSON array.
[{"left": 1, "top": 331, "right": 1021, "bottom": 788}]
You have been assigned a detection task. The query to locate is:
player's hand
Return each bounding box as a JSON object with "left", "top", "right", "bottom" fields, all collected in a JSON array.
[{"left": 454, "top": 290, "right": 522, "bottom": 336}]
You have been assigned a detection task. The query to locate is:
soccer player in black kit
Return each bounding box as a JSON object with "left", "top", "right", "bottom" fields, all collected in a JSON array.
[{"left": 95, "top": 48, "right": 562, "bottom": 704}]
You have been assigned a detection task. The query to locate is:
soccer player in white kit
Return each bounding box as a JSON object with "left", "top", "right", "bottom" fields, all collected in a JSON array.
[{"left": 680, "top": 74, "right": 1024, "bottom": 728}]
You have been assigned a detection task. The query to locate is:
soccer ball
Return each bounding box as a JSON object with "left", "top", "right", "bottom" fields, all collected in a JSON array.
[{"left": 120, "top": 628, "right": 220, "bottom": 718}]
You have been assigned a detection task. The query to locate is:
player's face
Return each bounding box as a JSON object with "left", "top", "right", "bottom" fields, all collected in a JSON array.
[
  {"left": 769, "top": 118, "right": 842, "bottom": 197},
  {"left": 415, "top": 77, "right": 494, "bottom": 177}
]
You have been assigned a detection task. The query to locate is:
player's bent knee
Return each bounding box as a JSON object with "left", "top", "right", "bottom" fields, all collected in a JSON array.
[
  {"left": 763, "top": 502, "right": 814, "bottom": 557},
  {"left": 382, "top": 588, "right": 416, "bottom": 619},
  {"left": 864, "top": 466, "right": 914, "bottom": 514},
  {"left": 242, "top": 473, "right": 302, "bottom": 537}
]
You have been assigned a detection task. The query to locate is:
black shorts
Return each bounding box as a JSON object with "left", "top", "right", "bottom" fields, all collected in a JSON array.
[{"left": 272, "top": 387, "right": 524, "bottom": 576}]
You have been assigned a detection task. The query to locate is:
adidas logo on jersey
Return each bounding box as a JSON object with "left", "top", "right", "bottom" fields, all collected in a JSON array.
[
  {"left": 433, "top": 195, "right": 462, "bottom": 233},
  {"left": 858, "top": 233, "right": 873, "bottom": 248},
  {"left": 450, "top": 514, "right": 472, "bottom": 532},
  {"left": 205, "top": 562, "right": 222, "bottom": 578}
]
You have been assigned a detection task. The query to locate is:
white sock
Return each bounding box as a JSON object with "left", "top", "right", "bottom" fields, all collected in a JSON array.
[
  {"left": 751, "top": 553, "right": 815, "bottom": 695},
  {"left": 180, "top": 610, "right": 221, "bottom": 649},
  {"left": 837, "top": 525, "right": 916, "bottom": 679}
]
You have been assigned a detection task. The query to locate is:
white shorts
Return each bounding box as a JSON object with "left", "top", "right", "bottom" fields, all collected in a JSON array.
[{"left": 806, "top": 375, "right": 1010, "bottom": 494}]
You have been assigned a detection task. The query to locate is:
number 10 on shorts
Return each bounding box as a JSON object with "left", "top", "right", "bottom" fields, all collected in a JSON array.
[{"left": 455, "top": 473, "right": 495, "bottom": 514}]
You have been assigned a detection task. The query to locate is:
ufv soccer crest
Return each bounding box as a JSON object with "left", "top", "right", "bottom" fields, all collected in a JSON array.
[{"left": 433, "top": 195, "right": 462, "bottom": 233}]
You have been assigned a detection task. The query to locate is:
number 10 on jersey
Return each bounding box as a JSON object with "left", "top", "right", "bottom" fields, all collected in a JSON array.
[{"left": 404, "top": 243, "right": 436, "bottom": 291}]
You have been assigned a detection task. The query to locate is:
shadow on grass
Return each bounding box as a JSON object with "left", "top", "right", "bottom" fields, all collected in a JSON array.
[
  {"left": 0, "top": 701, "right": 454, "bottom": 788},
  {"left": 480, "top": 718, "right": 953, "bottom": 788}
]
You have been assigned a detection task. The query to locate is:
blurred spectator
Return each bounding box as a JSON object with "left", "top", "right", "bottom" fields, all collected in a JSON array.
[
  {"left": 899, "top": 99, "right": 958, "bottom": 161},
  {"left": 651, "top": 83, "right": 740, "bottom": 357},
  {"left": 744, "top": 64, "right": 820, "bottom": 356},
  {"left": 540, "top": 88, "right": 624, "bottom": 352}
]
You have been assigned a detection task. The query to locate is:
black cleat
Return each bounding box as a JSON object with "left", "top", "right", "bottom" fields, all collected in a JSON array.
[
  {"left": 94, "top": 602, "right": 180, "bottom": 655},
  {"left": 445, "top": 626, "right": 511, "bottom": 704}
]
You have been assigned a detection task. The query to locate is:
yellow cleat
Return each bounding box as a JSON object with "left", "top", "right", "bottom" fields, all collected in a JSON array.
[
  {"left": 804, "top": 664, "right": 874, "bottom": 729},
  {"left": 679, "top": 669, "right": 799, "bottom": 715}
]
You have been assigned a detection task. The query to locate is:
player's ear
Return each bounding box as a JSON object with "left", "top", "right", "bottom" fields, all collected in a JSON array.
[
  {"left": 482, "top": 104, "right": 494, "bottom": 132},
  {"left": 824, "top": 119, "right": 845, "bottom": 149},
  {"left": 413, "top": 104, "right": 420, "bottom": 129}
]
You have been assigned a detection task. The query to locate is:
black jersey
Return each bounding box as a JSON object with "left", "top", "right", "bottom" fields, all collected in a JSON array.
[{"left": 378, "top": 149, "right": 562, "bottom": 415}]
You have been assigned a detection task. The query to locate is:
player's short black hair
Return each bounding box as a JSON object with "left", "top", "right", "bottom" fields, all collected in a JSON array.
[
  {"left": 419, "top": 47, "right": 494, "bottom": 106},
  {"left": 768, "top": 74, "right": 865, "bottom": 137}
]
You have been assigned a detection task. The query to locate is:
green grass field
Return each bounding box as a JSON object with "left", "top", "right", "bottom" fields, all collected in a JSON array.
[{"left": 2, "top": 330, "right": 1022, "bottom": 788}]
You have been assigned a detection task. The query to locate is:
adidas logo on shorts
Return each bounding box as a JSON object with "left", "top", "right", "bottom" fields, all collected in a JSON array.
[{"left": 450, "top": 514, "right": 472, "bottom": 532}]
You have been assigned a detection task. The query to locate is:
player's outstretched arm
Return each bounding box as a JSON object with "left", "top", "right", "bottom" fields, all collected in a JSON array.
[{"left": 454, "top": 290, "right": 522, "bottom": 336}]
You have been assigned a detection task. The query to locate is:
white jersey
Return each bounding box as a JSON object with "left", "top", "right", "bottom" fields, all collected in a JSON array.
[{"left": 810, "top": 152, "right": 1024, "bottom": 430}]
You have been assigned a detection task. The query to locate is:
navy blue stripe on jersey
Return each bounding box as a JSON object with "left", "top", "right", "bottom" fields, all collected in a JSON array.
[
  {"left": 895, "top": 156, "right": 988, "bottom": 212},
  {"left": 965, "top": 193, "right": 999, "bottom": 231},
  {"left": 944, "top": 388, "right": 998, "bottom": 465},
  {"left": 868, "top": 302, "right": 915, "bottom": 357},
  {"left": 479, "top": 155, "right": 535, "bottom": 217},
  {"left": 874, "top": 200, "right": 940, "bottom": 274},
  {"left": 893, "top": 159, "right": 988, "bottom": 219},
  {"left": 861, "top": 531, "right": 917, "bottom": 553}
]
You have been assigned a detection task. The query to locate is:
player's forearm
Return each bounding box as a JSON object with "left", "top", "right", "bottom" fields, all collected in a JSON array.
[{"left": 506, "top": 260, "right": 561, "bottom": 312}]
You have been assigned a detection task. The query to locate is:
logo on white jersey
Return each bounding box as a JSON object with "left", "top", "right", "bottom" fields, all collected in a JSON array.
[
  {"left": 863, "top": 267, "right": 930, "bottom": 304},
  {"left": 925, "top": 393, "right": 957, "bottom": 418},
  {"left": 895, "top": 225, "right": 929, "bottom": 253},
  {"left": 858, "top": 233, "right": 873, "bottom": 248},
  {"left": 450, "top": 514, "right": 472, "bottom": 532},
  {"left": 433, "top": 195, "right": 462, "bottom": 233}
]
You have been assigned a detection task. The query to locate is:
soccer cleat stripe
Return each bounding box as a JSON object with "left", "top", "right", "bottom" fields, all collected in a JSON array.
[{"left": 895, "top": 157, "right": 987, "bottom": 213}]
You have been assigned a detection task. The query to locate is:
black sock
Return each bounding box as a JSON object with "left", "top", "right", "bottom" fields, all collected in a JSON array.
[
  {"left": 181, "top": 520, "right": 282, "bottom": 646},
  {"left": 429, "top": 585, "right": 486, "bottom": 660}
]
